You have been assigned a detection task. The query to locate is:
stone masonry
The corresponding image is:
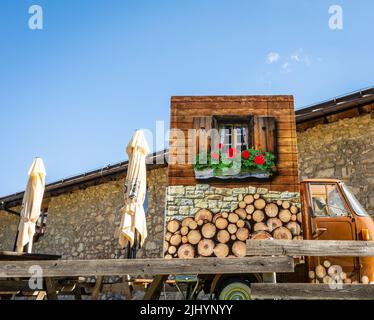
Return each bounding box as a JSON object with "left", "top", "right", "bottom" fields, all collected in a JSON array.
[
  {"left": 166, "top": 184, "right": 300, "bottom": 221},
  {"left": 298, "top": 114, "right": 374, "bottom": 216},
  {"left": 0, "top": 167, "right": 168, "bottom": 259}
]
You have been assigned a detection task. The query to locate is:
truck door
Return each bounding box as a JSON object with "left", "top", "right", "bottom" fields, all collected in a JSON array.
[{"left": 307, "top": 183, "right": 359, "bottom": 276}]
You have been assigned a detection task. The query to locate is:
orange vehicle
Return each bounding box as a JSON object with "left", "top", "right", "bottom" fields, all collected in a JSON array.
[
  {"left": 300, "top": 178, "right": 374, "bottom": 283},
  {"left": 210, "top": 178, "right": 374, "bottom": 300}
]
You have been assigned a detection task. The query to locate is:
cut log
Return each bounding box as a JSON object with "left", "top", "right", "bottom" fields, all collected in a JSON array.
[
  {"left": 213, "top": 243, "right": 229, "bottom": 258},
  {"left": 327, "top": 265, "right": 339, "bottom": 276},
  {"left": 188, "top": 220, "right": 198, "bottom": 230},
  {"left": 170, "top": 234, "right": 182, "bottom": 246},
  {"left": 227, "top": 224, "right": 238, "bottom": 235},
  {"left": 252, "top": 210, "right": 265, "bottom": 222},
  {"left": 265, "top": 203, "right": 279, "bottom": 218},
  {"left": 236, "top": 228, "right": 249, "bottom": 241},
  {"left": 282, "top": 201, "right": 290, "bottom": 209},
  {"left": 177, "top": 244, "right": 195, "bottom": 259},
  {"left": 279, "top": 209, "right": 292, "bottom": 223},
  {"left": 291, "top": 214, "right": 297, "bottom": 222},
  {"left": 235, "top": 208, "right": 247, "bottom": 220},
  {"left": 195, "top": 209, "right": 213, "bottom": 223},
  {"left": 165, "top": 232, "right": 172, "bottom": 242},
  {"left": 238, "top": 201, "right": 247, "bottom": 209},
  {"left": 290, "top": 205, "right": 298, "bottom": 214},
  {"left": 180, "top": 226, "right": 189, "bottom": 236},
  {"left": 297, "top": 212, "right": 302, "bottom": 223},
  {"left": 245, "top": 205, "right": 255, "bottom": 214},
  {"left": 244, "top": 194, "right": 254, "bottom": 204},
  {"left": 253, "top": 222, "right": 269, "bottom": 232},
  {"left": 221, "top": 212, "right": 229, "bottom": 219},
  {"left": 167, "top": 220, "right": 180, "bottom": 233},
  {"left": 201, "top": 223, "right": 216, "bottom": 239},
  {"left": 228, "top": 213, "right": 239, "bottom": 224},
  {"left": 181, "top": 236, "right": 188, "bottom": 244},
  {"left": 236, "top": 219, "right": 245, "bottom": 228},
  {"left": 315, "top": 265, "right": 327, "bottom": 279},
  {"left": 293, "top": 235, "right": 303, "bottom": 240},
  {"left": 231, "top": 235, "right": 237, "bottom": 241},
  {"left": 254, "top": 198, "right": 266, "bottom": 210},
  {"left": 215, "top": 217, "right": 228, "bottom": 230},
  {"left": 272, "top": 226, "right": 292, "bottom": 240},
  {"left": 165, "top": 254, "right": 173, "bottom": 259},
  {"left": 246, "top": 214, "right": 252, "bottom": 220},
  {"left": 362, "top": 276, "right": 369, "bottom": 284},
  {"left": 266, "top": 218, "right": 282, "bottom": 232},
  {"left": 251, "top": 231, "right": 272, "bottom": 240},
  {"left": 217, "top": 230, "right": 230, "bottom": 244},
  {"left": 182, "top": 217, "right": 194, "bottom": 228},
  {"left": 168, "top": 246, "right": 177, "bottom": 255},
  {"left": 286, "top": 221, "right": 301, "bottom": 236},
  {"left": 212, "top": 213, "right": 222, "bottom": 223},
  {"left": 164, "top": 241, "right": 169, "bottom": 254},
  {"left": 187, "top": 230, "right": 201, "bottom": 245},
  {"left": 197, "top": 220, "right": 204, "bottom": 226},
  {"left": 322, "top": 275, "right": 332, "bottom": 284},
  {"left": 276, "top": 200, "right": 283, "bottom": 206},
  {"left": 340, "top": 272, "right": 347, "bottom": 280},
  {"left": 308, "top": 270, "right": 315, "bottom": 280},
  {"left": 232, "top": 241, "right": 246, "bottom": 257},
  {"left": 197, "top": 239, "right": 215, "bottom": 257},
  {"left": 323, "top": 260, "right": 331, "bottom": 268},
  {"left": 254, "top": 194, "right": 260, "bottom": 200}
]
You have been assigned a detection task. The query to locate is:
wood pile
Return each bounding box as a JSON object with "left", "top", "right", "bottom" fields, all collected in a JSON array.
[
  {"left": 164, "top": 193, "right": 302, "bottom": 259},
  {"left": 309, "top": 259, "right": 374, "bottom": 284}
]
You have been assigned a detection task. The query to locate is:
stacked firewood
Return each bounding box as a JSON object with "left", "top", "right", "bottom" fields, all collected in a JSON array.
[
  {"left": 164, "top": 193, "right": 303, "bottom": 259},
  {"left": 309, "top": 259, "right": 373, "bottom": 284}
]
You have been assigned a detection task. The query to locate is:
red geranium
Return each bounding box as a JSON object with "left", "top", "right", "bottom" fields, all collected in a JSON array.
[
  {"left": 218, "top": 143, "right": 223, "bottom": 150},
  {"left": 228, "top": 147, "right": 238, "bottom": 159},
  {"left": 254, "top": 154, "right": 265, "bottom": 165},
  {"left": 211, "top": 152, "right": 219, "bottom": 161},
  {"left": 241, "top": 150, "right": 250, "bottom": 160}
]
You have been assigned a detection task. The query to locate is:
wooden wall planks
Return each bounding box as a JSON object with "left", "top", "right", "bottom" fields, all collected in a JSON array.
[{"left": 168, "top": 96, "right": 300, "bottom": 192}]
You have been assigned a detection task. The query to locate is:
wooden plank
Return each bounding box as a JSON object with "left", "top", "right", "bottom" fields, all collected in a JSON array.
[
  {"left": 0, "top": 257, "right": 294, "bottom": 278},
  {"left": 143, "top": 275, "right": 168, "bottom": 300},
  {"left": 251, "top": 283, "right": 374, "bottom": 300},
  {"left": 45, "top": 278, "right": 58, "bottom": 300},
  {"left": 246, "top": 240, "right": 374, "bottom": 257}
]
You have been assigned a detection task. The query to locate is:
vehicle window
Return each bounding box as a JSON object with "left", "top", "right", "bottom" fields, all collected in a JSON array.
[
  {"left": 342, "top": 184, "right": 369, "bottom": 217},
  {"left": 309, "top": 184, "right": 349, "bottom": 217}
]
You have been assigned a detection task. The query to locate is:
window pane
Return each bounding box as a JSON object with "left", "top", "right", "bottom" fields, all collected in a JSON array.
[{"left": 309, "top": 184, "right": 349, "bottom": 217}]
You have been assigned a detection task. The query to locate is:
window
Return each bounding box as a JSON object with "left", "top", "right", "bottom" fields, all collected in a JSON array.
[
  {"left": 309, "top": 184, "right": 349, "bottom": 217},
  {"left": 342, "top": 184, "right": 369, "bottom": 217},
  {"left": 216, "top": 117, "right": 252, "bottom": 152}
]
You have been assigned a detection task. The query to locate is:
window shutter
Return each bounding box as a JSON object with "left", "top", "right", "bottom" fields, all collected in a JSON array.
[
  {"left": 192, "top": 116, "right": 215, "bottom": 156},
  {"left": 253, "top": 117, "right": 277, "bottom": 154}
]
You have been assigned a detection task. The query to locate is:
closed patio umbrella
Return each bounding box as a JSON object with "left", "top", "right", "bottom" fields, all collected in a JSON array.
[
  {"left": 16, "top": 158, "right": 46, "bottom": 253},
  {"left": 119, "top": 130, "right": 150, "bottom": 253}
]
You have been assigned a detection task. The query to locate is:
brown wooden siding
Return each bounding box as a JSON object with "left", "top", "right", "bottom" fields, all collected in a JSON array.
[{"left": 168, "top": 96, "right": 299, "bottom": 192}]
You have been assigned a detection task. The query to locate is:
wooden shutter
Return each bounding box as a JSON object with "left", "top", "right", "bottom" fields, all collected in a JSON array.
[
  {"left": 253, "top": 117, "right": 277, "bottom": 154},
  {"left": 192, "top": 116, "right": 218, "bottom": 156}
]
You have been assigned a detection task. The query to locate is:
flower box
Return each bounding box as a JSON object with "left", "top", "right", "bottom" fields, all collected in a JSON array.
[{"left": 194, "top": 168, "right": 270, "bottom": 180}]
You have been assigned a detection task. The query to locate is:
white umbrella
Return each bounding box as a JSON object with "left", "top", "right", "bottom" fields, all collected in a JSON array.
[
  {"left": 16, "top": 158, "right": 46, "bottom": 253},
  {"left": 119, "top": 130, "right": 150, "bottom": 249}
]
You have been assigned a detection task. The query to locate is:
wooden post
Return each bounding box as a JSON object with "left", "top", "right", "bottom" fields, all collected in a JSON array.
[
  {"left": 143, "top": 275, "right": 168, "bottom": 300},
  {"left": 45, "top": 278, "right": 58, "bottom": 300},
  {"left": 91, "top": 276, "right": 104, "bottom": 300}
]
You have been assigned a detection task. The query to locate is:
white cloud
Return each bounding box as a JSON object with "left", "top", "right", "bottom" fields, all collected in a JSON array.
[
  {"left": 266, "top": 52, "right": 280, "bottom": 64},
  {"left": 291, "top": 54, "right": 300, "bottom": 62}
]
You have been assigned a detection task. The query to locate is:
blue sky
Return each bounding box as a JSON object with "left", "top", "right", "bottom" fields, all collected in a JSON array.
[{"left": 0, "top": 0, "right": 373, "bottom": 195}]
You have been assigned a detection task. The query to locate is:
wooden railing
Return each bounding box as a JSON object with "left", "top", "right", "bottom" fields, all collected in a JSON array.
[{"left": 246, "top": 240, "right": 374, "bottom": 256}]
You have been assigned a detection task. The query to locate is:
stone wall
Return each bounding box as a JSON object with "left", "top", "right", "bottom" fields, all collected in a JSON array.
[
  {"left": 0, "top": 167, "right": 168, "bottom": 259},
  {"left": 0, "top": 208, "right": 19, "bottom": 251},
  {"left": 298, "top": 114, "right": 374, "bottom": 216},
  {"left": 166, "top": 184, "right": 300, "bottom": 221}
]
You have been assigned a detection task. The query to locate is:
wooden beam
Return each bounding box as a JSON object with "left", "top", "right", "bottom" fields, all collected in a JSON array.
[
  {"left": 143, "top": 275, "right": 168, "bottom": 300},
  {"left": 251, "top": 283, "right": 374, "bottom": 300},
  {"left": 91, "top": 276, "right": 104, "bottom": 300},
  {"left": 246, "top": 240, "right": 374, "bottom": 256},
  {"left": 45, "top": 278, "right": 58, "bottom": 300},
  {"left": 0, "top": 257, "right": 294, "bottom": 278}
]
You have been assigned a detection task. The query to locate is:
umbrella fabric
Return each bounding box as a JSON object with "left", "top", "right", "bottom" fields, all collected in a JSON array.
[
  {"left": 16, "top": 158, "right": 46, "bottom": 253},
  {"left": 119, "top": 130, "right": 150, "bottom": 248}
]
